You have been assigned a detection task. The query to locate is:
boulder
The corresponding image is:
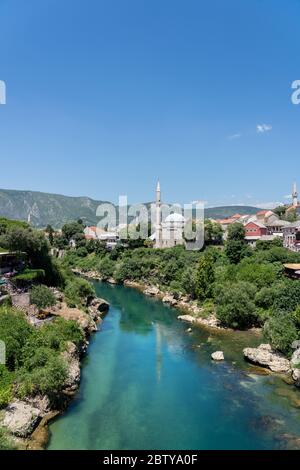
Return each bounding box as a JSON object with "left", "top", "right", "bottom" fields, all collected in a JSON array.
[
  {"left": 107, "top": 278, "right": 117, "bottom": 285},
  {"left": 144, "top": 286, "right": 160, "bottom": 296},
  {"left": 178, "top": 315, "right": 196, "bottom": 324},
  {"left": 211, "top": 351, "right": 225, "bottom": 361},
  {"left": 243, "top": 344, "right": 291, "bottom": 374},
  {"left": 3, "top": 401, "right": 41, "bottom": 437},
  {"left": 291, "top": 348, "right": 300, "bottom": 367},
  {"left": 61, "top": 342, "right": 81, "bottom": 391},
  {"left": 292, "top": 368, "right": 300, "bottom": 387},
  {"left": 162, "top": 294, "right": 178, "bottom": 306}
]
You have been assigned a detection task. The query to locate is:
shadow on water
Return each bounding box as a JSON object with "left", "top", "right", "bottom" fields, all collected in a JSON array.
[{"left": 47, "top": 282, "right": 300, "bottom": 450}]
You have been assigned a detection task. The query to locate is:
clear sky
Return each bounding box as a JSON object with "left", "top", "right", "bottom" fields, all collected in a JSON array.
[{"left": 0, "top": 0, "right": 300, "bottom": 208}]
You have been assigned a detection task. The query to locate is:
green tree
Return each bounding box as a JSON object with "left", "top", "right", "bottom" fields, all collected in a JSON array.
[
  {"left": 196, "top": 253, "right": 215, "bottom": 300},
  {"left": 215, "top": 281, "right": 257, "bottom": 329},
  {"left": 263, "top": 313, "right": 298, "bottom": 356},
  {"left": 225, "top": 223, "right": 248, "bottom": 264},
  {"left": 46, "top": 224, "right": 54, "bottom": 245},
  {"left": 181, "top": 267, "right": 198, "bottom": 299},
  {"left": 30, "top": 285, "right": 56, "bottom": 310},
  {"left": 61, "top": 222, "right": 84, "bottom": 242}
]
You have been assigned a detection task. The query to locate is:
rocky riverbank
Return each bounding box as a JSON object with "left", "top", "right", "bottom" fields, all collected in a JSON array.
[
  {"left": 243, "top": 343, "right": 300, "bottom": 388},
  {"left": 72, "top": 270, "right": 222, "bottom": 328},
  {"left": 0, "top": 288, "right": 110, "bottom": 450}
]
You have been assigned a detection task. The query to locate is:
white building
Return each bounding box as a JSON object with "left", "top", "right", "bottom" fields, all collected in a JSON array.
[{"left": 152, "top": 181, "right": 186, "bottom": 249}]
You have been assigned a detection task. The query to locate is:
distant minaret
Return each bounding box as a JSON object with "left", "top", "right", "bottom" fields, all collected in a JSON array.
[
  {"left": 155, "top": 180, "right": 162, "bottom": 248},
  {"left": 292, "top": 182, "right": 298, "bottom": 208}
]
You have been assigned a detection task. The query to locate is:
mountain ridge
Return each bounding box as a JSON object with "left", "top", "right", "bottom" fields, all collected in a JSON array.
[{"left": 0, "top": 188, "right": 263, "bottom": 228}]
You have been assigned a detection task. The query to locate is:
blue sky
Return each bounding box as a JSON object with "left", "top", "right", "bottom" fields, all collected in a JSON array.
[{"left": 0, "top": 0, "right": 300, "bottom": 208}]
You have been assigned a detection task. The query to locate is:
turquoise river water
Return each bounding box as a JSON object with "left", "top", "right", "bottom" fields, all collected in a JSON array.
[{"left": 48, "top": 282, "right": 300, "bottom": 450}]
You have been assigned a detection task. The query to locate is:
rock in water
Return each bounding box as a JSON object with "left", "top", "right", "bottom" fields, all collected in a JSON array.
[
  {"left": 243, "top": 344, "right": 291, "bottom": 374},
  {"left": 3, "top": 401, "right": 41, "bottom": 437},
  {"left": 211, "top": 351, "right": 225, "bottom": 361}
]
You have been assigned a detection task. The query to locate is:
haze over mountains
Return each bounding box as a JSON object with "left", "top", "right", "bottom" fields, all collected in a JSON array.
[{"left": 0, "top": 188, "right": 262, "bottom": 229}]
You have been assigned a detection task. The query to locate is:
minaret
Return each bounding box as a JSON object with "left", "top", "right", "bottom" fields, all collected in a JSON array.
[
  {"left": 292, "top": 182, "right": 298, "bottom": 208},
  {"left": 155, "top": 180, "right": 162, "bottom": 248}
]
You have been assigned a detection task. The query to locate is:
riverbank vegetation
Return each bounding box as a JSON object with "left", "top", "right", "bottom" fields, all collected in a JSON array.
[
  {"left": 59, "top": 221, "right": 300, "bottom": 357},
  {"left": 0, "top": 218, "right": 100, "bottom": 448}
]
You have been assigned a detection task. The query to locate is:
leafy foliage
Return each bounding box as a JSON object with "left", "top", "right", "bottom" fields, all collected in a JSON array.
[{"left": 29, "top": 285, "right": 56, "bottom": 309}]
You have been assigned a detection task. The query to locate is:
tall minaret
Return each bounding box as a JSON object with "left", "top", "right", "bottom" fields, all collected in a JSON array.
[
  {"left": 292, "top": 182, "right": 298, "bottom": 208},
  {"left": 155, "top": 180, "right": 162, "bottom": 248}
]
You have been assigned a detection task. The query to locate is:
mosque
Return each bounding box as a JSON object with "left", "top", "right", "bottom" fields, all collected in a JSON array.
[{"left": 151, "top": 181, "right": 186, "bottom": 249}]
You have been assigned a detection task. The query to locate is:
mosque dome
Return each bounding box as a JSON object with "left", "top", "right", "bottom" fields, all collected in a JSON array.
[{"left": 164, "top": 213, "right": 186, "bottom": 223}]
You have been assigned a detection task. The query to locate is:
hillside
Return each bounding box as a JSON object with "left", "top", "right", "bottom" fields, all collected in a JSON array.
[
  {"left": 205, "top": 205, "right": 260, "bottom": 219},
  {"left": 0, "top": 188, "right": 262, "bottom": 228}
]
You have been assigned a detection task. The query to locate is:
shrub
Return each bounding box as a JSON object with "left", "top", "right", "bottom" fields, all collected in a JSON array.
[
  {"left": 255, "top": 286, "right": 278, "bottom": 309},
  {"left": 30, "top": 285, "right": 56, "bottom": 310},
  {"left": 0, "top": 426, "right": 16, "bottom": 450},
  {"left": 97, "top": 256, "right": 115, "bottom": 279},
  {"left": 64, "top": 277, "right": 95, "bottom": 308},
  {"left": 0, "top": 308, "right": 33, "bottom": 370},
  {"left": 0, "top": 366, "right": 14, "bottom": 408},
  {"left": 263, "top": 313, "right": 298, "bottom": 356},
  {"left": 16, "top": 351, "right": 67, "bottom": 399},
  {"left": 236, "top": 263, "right": 278, "bottom": 289}
]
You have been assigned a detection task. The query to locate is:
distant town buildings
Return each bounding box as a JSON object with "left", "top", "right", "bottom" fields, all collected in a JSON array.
[{"left": 81, "top": 181, "right": 300, "bottom": 251}]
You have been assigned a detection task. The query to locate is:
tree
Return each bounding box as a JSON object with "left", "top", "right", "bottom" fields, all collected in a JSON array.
[
  {"left": 225, "top": 223, "right": 248, "bottom": 264},
  {"left": 61, "top": 222, "right": 84, "bottom": 242},
  {"left": 215, "top": 281, "right": 258, "bottom": 329},
  {"left": 205, "top": 220, "right": 223, "bottom": 245},
  {"left": 46, "top": 225, "right": 54, "bottom": 245},
  {"left": 196, "top": 253, "right": 215, "bottom": 300},
  {"left": 263, "top": 313, "right": 298, "bottom": 356},
  {"left": 30, "top": 285, "right": 56, "bottom": 310},
  {"left": 97, "top": 256, "right": 115, "bottom": 279},
  {"left": 181, "top": 267, "right": 198, "bottom": 299},
  {"left": 236, "top": 262, "right": 278, "bottom": 289}
]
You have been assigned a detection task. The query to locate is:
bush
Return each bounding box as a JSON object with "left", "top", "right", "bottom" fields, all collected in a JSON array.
[
  {"left": 0, "top": 308, "right": 33, "bottom": 370},
  {"left": 255, "top": 286, "right": 278, "bottom": 309},
  {"left": 236, "top": 263, "right": 278, "bottom": 289},
  {"left": 16, "top": 352, "right": 67, "bottom": 399},
  {"left": 97, "top": 256, "right": 115, "bottom": 279},
  {"left": 263, "top": 313, "right": 298, "bottom": 356},
  {"left": 64, "top": 277, "right": 95, "bottom": 308},
  {"left": 215, "top": 282, "right": 258, "bottom": 329},
  {"left": 0, "top": 366, "right": 14, "bottom": 408},
  {"left": 30, "top": 285, "right": 56, "bottom": 310},
  {"left": 0, "top": 426, "right": 16, "bottom": 450}
]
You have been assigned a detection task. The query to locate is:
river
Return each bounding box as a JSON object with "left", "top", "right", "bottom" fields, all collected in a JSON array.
[{"left": 48, "top": 282, "right": 300, "bottom": 450}]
